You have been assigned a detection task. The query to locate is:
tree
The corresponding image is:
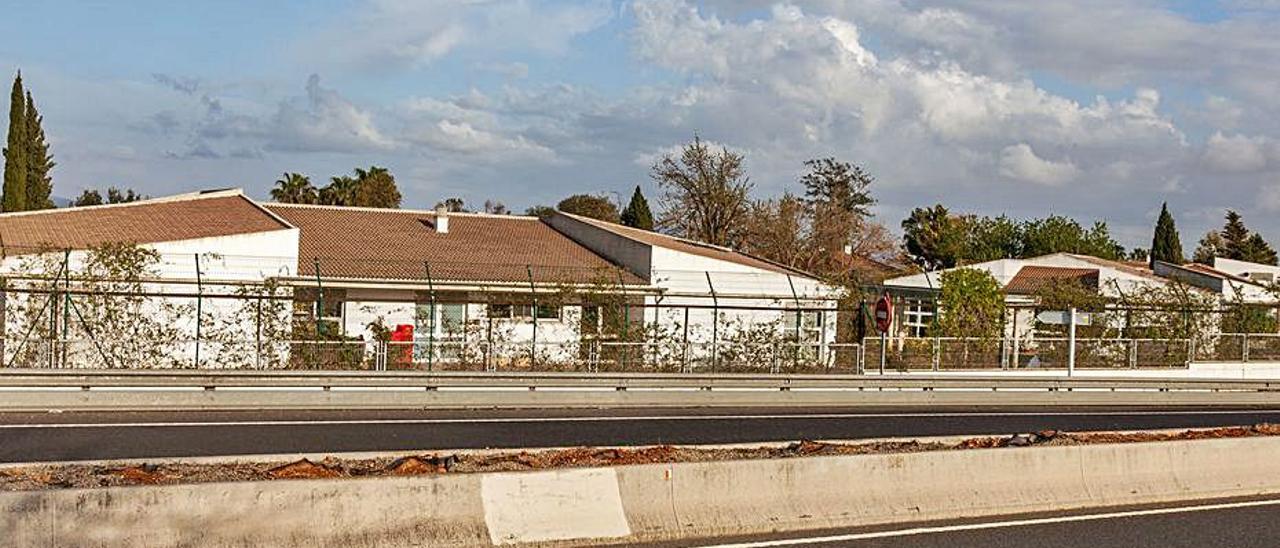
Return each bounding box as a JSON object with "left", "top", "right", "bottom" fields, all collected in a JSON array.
[
  {"left": 1193, "top": 231, "right": 1227, "bottom": 264},
  {"left": 557, "top": 193, "right": 619, "bottom": 222},
  {"left": 966, "top": 215, "right": 1022, "bottom": 262},
  {"left": 3, "top": 72, "right": 27, "bottom": 212},
  {"left": 524, "top": 204, "right": 555, "bottom": 218},
  {"left": 652, "top": 136, "right": 753, "bottom": 247},
  {"left": 619, "top": 185, "right": 654, "bottom": 230},
  {"left": 937, "top": 268, "right": 1005, "bottom": 339},
  {"left": 799, "top": 157, "right": 874, "bottom": 218},
  {"left": 901, "top": 204, "right": 967, "bottom": 270},
  {"left": 318, "top": 175, "right": 357, "bottom": 206},
  {"left": 106, "top": 187, "right": 143, "bottom": 204},
  {"left": 1241, "top": 233, "right": 1278, "bottom": 265},
  {"left": 351, "top": 166, "right": 401, "bottom": 208},
  {"left": 1222, "top": 210, "right": 1250, "bottom": 259},
  {"left": 1020, "top": 216, "right": 1124, "bottom": 260},
  {"left": 23, "top": 91, "right": 53, "bottom": 210},
  {"left": 435, "top": 198, "right": 467, "bottom": 212},
  {"left": 270, "top": 172, "right": 318, "bottom": 204},
  {"left": 1127, "top": 248, "right": 1150, "bottom": 262},
  {"left": 71, "top": 186, "right": 143, "bottom": 207},
  {"left": 71, "top": 189, "right": 102, "bottom": 207},
  {"left": 743, "top": 193, "right": 812, "bottom": 269},
  {"left": 1149, "top": 202, "right": 1183, "bottom": 267},
  {"left": 483, "top": 200, "right": 508, "bottom": 214}
]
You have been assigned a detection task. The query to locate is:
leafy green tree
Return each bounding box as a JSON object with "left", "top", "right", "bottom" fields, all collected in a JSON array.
[
  {"left": 71, "top": 188, "right": 102, "bottom": 207},
  {"left": 482, "top": 200, "right": 508, "bottom": 214},
  {"left": 270, "top": 172, "right": 318, "bottom": 204},
  {"left": 1149, "top": 202, "right": 1183, "bottom": 266},
  {"left": 106, "top": 187, "right": 143, "bottom": 204},
  {"left": 966, "top": 215, "right": 1022, "bottom": 262},
  {"left": 352, "top": 166, "right": 401, "bottom": 208},
  {"left": 937, "top": 268, "right": 1005, "bottom": 339},
  {"left": 23, "top": 91, "right": 53, "bottom": 210},
  {"left": 652, "top": 136, "right": 753, "bottom": 247},
  {"left": 3, "top": 72, "right": 27, "bottom": 212},
  {"left": 799, "top": 157, "right": 875, "bottom": 218},
  {"left": 1222, "top": 210, "right": 1250, "bottom": 258},
  {"left": 619, "top": 185, "right": 654, "bottom": 230},
  {"left": 72, "top": 186, "right": 143, "bottom": 207},
  {"left": 557, "top": 193, "right": 619, "bottom": 222},
  {"left": 318, "top": 175, "right": 357, "bottom": 206},
  {"left": 1193, "top": 230, "right": 1227, "bottom": 264},
  {"left": 524, "top": 204, "right": 555, "bottom": 218},
  {"left": 1021, "top": 215, "right": 1123, "bottom": 260},
  {"left": 901, "top": 204, "right": 968, "bottom": 270},
  {"left": 1241, "top": 233, "right": 1278, "bottom": 265}
]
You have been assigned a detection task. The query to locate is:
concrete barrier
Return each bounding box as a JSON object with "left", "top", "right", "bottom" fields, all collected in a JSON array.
[{"left": 4, "top": 436, "right": 1280, "bottom": 546}]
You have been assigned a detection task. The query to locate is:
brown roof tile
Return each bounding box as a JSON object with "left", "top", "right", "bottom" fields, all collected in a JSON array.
[
  {"left": 1004, "top": 265, "right": 1099, "bottom": 295},
  {"left": 265, "top": 204, "right": 644, "bottom": 286},
  {"left": 0, "top": 191, "right": 290, "bottom": 255}
]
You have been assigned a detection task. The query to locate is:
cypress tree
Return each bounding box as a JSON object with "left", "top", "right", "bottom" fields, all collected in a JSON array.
[
  {"left": 1149, "top": 202, "right": 1183, "bottom": 267},
  {"left": 1223, "top": 210, "right": 1251, "bottom": 260},
  {"left": 2, "top": 72, "right": 27, "bottom": 212},
  {"left": 24, "top": 90, "right": 54, "bottom": 210},
  {"left": 620, "top": 185, "right": 654, "bottom": 230}
]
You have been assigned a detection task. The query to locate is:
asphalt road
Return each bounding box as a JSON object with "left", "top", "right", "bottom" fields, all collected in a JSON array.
[
  {"left": 676, "top": 496, "right": 1280, "bottom": 547},
  {"left": 4, "top": 406, "right": 1280, "bottom": 462}
]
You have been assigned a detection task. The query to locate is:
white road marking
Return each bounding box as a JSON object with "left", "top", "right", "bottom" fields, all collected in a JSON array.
[
  {"left": 0, "top": 409, "right": 1274, "bottom": 429},
  {"left": 695, "top": 497, "right": 1280, "bottom": 547}
]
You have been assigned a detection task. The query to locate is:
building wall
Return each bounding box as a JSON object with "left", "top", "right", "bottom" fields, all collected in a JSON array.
[{"left": 0, "top": 229, "right": 300, "bottom": 369}]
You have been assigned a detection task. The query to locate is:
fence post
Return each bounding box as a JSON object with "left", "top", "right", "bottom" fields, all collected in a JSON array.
[
  {"left": 787, "top": 274, "right": 802, "bottom": 371},
  {"left": 932, "top": 337, "right": 940, "bottom": 371},
  {"left": 1067, "top": 307, "right": 1077, "bottom": 377},
  {"left": 1243, "top": 333, "right": 1250, "bottom": 363},
  {"left": 706, "top": 272, "right": 719, "bottom": 372},
  {"left": 61, "top": 249, "right": 70, "bottom": 368},
  {"left": 527, "top": 265, "right": 537, "bottom": 368},
  {"left": 312, "top": 258, "right": 323, "bottom": 369},
  {"left": 1129, "top": 338, "right": 1137, "bottom": 369},
  {"left": 617, "top": 269, "right": 629, "bottom": 370},
  {"left": 424, "top": 262, "right": 436, "bottom": 372},
  {"left": 682, "top": 306, "right": 690, "bottom": 373},
  {"left": 194, "top": 253, "right": 202, "bottom": 368}
]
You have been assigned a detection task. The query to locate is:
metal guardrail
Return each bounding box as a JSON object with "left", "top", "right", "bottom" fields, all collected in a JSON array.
[{"left": 1, "top": 369, "right": 1278, "bottom": 392}]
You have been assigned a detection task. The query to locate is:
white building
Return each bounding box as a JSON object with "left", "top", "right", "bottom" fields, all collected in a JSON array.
[
  {"left": 0, "top": 190, "right": 299, "bottom": 368},
  {"left": 882, "top": 253, "right": 1171, "bottom": 339}
]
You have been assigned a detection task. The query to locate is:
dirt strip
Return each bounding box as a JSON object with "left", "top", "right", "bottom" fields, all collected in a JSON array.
[{"left": 4, "top": 424, "right": 1280, "bottom": 491}]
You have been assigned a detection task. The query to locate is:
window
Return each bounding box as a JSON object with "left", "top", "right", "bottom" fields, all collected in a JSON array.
[
  {"left": 781, "top": 310, "right": 823, "bottom": 342},
  {"left": 903, "top": 298, "right": 934, "bottom": 337},
  {"left": 487, "top": 302, "right": 560, "bottom": 320}
]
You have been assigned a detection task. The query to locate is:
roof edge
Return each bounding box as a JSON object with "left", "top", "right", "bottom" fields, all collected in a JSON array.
[
  {"left": 265, "top": 202, "right": 540, "bottom": 221},
  {"left": 0, "top": 188, "right": 247, "bottom": 219}
]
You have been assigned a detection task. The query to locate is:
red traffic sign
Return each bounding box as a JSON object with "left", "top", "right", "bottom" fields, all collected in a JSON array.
[{"left": 874, "top": 293, "right": 893, "bottom": 334}]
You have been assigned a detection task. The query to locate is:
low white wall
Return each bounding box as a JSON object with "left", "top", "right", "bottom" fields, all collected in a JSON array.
[{"left": 5, "top": 436, "right": 1280, "bottom": 546}]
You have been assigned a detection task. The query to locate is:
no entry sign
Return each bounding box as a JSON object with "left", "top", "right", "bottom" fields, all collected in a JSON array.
[{"left": 874, "top": 293, "right": 893, "bottom": 334}]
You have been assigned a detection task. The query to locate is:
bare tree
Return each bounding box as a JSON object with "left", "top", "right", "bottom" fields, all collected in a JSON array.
[{"left": 651, "top": 136, "right": 753, "bottom": 247}]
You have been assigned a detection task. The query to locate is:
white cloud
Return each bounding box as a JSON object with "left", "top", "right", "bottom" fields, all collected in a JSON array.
[
  {"left": 267, "top": 74, "right": 396, "bottom": 153},
  {"left": 998, "top": 143, "right": 1081, "bottom": 186},
  {"left": 408, "top": 120, "right": 557, "bottom": 162},
  {"left": 1203, "top": 132, "right": 1272, "bottom": 173},
  {"left": 307, "top": 0, "right": 613, "bottom": 69}
]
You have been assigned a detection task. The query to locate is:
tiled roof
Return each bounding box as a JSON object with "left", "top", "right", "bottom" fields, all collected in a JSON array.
[
  {"left": 1004, "top": 265, "right": 1100, "bottom": 295},
  {"left": 265, "top": 204, "right": 645, "bottom": 286},
  {"left": 554, "top": 212, "right": 813, "bottom": 277},
  {"left": 0, "top": 190, "right": 290, "bottom": 255}
]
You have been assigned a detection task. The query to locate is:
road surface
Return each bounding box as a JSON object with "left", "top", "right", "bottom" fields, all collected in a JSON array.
[
  {"left": 675, "top": 496, "right": 1280, "bottom": 547},
  {"left": 4, "top": 405, "right": 1280, "bottom": 462}
]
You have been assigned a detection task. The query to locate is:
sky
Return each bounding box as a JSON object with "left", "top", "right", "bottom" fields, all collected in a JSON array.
[{"left": 2, "top": 0, "right": 1280, "bottom": 251}]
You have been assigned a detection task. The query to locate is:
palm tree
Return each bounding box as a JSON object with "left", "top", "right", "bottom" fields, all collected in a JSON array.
[
  {"left": 319, "top": 175, "right": 358, "bottom": 206},
  {"left": 270, "top": 172, "right": 317, "bottom": 204}
]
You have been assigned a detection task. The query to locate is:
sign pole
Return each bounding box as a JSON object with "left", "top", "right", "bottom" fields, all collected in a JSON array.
[
  {"left": 879, "top": 331, "right": 886, "bottom": 375},
  {"left": 1067, "top": 307, "right": 1077, "bottom": 377}
]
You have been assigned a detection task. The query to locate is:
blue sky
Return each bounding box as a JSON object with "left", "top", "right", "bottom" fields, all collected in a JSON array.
[{"left": 3, "top": 0, "right": 1280, "bottom": 250}]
